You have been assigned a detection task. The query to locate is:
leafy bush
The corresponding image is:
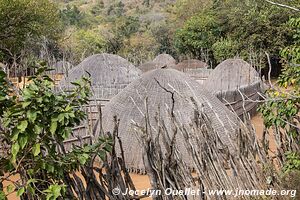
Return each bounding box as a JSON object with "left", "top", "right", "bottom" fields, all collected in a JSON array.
[{"left": 0, "top": 64, "right": 112, "bottom": 199}]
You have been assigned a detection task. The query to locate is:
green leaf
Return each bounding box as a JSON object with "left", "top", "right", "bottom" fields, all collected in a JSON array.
[
  {"left": 6, "top": 184, "right": 14, "bottom": 193},
  {"left": 32, "top": 143, "right": 40, "bottom": 156},
  {"left": 78, "top": 153, "right": 89, "bottom": 165},
  {"left": 45, "top": 184, "right": 63, "bottom": 200},
  {"left": 17, "top": 120, "right": 28, "bottom": 132},
  {"left": 34, "top": 124, "right": 43, "bottom": 134},
  {"left": 11, "top": 142, "right": 20, "bottom": 161},
  {"left": 57, "top": 114, "right": 64, "bottom": 123},
  {"left": 0, "top": 191, "right": 7, "bottom": 200},
  {"left": 11, "top": 128, "right": 20, "bottom": 141},
  {"left": 16, "top": 187, "right": 25, "bottom": 197},
  {"left": 27, "top": 110, "right": 37, "bottom": 123},
  {"left": 50, "top": 121, "right": 57, "bottom": 135},
  {"left": 22, "top": 101, "right": 31, "bottom": 108},
  {"left": 18, "top": 135, "right": 28, "bottom": 149},
  {"left": 27, "top": 186, "right": 35, "bottom": 195}
]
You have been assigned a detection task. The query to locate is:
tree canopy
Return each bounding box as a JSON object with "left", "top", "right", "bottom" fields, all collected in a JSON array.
[{"left": 0, "top": 0, "right": 61, "bottom": 63}]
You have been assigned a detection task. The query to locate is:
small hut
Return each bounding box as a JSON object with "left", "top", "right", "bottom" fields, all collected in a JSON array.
[
  {"left": 175, "top": 59, "right": 208, "bottom": 71},
  {"left": 51, "top": 61, "right": 73, "bottom": 75},
  {"left": 100, "top": 68, "right": 239, "bottom": 173},
  {"left": 58, "top": 53, "right": 141, "bottom": 99},
  {"left": 204, "top": 59, "right": 262, "bottom": 116},
  {"left": 139, "top": 54, "right": 176, "bottom": 73},
  {"left": 174, "top": 59, "right": 211, "bottom": 84}
]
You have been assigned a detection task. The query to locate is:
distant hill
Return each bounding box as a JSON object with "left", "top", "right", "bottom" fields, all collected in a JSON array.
[{"left": 54, "top": 0, "right": 176, "bottom": 14}]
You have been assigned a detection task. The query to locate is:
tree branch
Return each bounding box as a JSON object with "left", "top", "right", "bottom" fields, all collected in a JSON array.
[{"left": 264, "top": 0, "right": 299, "bottom": 12}]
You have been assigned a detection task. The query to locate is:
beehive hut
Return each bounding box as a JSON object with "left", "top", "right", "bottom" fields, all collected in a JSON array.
[
  {"left": 100, "top": 68, "right": 239, "bottom": 173},
  {"left": 58, "top": 53, "right": 141, "bottom": 99},
  {"left": 175, "top": 59, "right": 208, "bottom": 71},
  {"left": 205, "top": 59, "right": 261, "bottom": 116},
  {"left": 174, "top": 59, "right": 211, "bottom": 84},
  {"left": 138, "top": 54, "right": 176, "bottom": 73}
]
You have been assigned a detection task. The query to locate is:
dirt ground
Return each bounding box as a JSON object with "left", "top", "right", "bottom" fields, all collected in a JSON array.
[{"left": 3, "top": 114, "right": 271, "bottom": 200}]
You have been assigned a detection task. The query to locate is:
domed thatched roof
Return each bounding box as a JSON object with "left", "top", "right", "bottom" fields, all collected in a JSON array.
[
  {"left": 51, "top": 61, "right": 73, "bottom": 74},
  {"left": 152, "top": 54, "right": 176, "bottom": 66},
  {"left": 58, "top": 53, "right": 141, "bottom": 99},
  {"left": 101, "top": 68, "right": 239, "bottom": 172},
  {"left": 139, "top": 54, "right": 176, "bottom": 73},
  {"left": 205, "top": 59, "right": 260, "bottom": 92},
  {"left": 175, "top": 59, "right": 208, "bottom": 71}
]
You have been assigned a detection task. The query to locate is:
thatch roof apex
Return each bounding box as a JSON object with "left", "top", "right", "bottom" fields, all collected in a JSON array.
[
  {"left": 152, "top": 53, "right": 176, "bottom": 65},
  {"left": 138, "top": 54, "right": 176, "bottom": 73}
]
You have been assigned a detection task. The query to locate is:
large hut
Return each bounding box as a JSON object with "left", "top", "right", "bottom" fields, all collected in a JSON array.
[
  {"left": 58, "top": 53, "right": 141, "bottom": 99},
  {"left": 138, "top": 54, "right": 176, "bottom": 73},
  {"left": 100, "top": 68, "right": 239, "bottom": 173},
  {"left": 204, "top": 59, "right": 262, "bottom": 116}
]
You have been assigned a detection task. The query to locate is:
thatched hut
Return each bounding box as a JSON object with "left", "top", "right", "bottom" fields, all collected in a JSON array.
[
  {"left": 139, "top": 54, "right": 176, "bottom": 73},
  {"left": 174, "top": 59, "right": 208, "bottom": 71},
  {"left": 58, "top": 53, "right": 141, "bottom": 99},
  {"left": 205, "top": 59, "right": 260, "bottom": 91},
  {"left": 100, "top": 68, "right": 239, "bottom": 173},
  {"left": 204, "top": 59, "right": 262, "bottom": 117}
]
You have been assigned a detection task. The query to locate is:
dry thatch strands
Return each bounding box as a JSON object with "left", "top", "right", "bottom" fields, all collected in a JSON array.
[
  {"left": 100, "top": 68, "right": 239, "bottom": 173},
  {"left": 57, "top": 53, "right": 141, "bottom": 99}
]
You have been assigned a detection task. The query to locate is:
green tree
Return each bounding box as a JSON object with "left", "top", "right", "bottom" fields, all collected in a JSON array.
[
  {"left": 105, "top": 16, "right": 140, "bottom": 54},
  {"left": 60, "top": 5, "right": 84, "bottom": 27},
  {"left": 215, "top": 0, "right": 296, "bottom": 61},
  {"left": 174, "top": 11, "right": 220, "bottom": 60},
  {"left": 212, "top": 38, "right": 238, "bottom": 63},
  {"left": 0, "top": 0, "right": 61, "bottom": 63},
  {"left": 119, "top": 32, "right": 160, "bottom": 65},
  {"left": 62, "top": 28, "right": 107, "bottom": 63}
]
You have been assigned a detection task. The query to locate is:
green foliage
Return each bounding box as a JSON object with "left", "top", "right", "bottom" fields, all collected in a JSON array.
[
  {"left": 0, "top": 0, "right": 61, "bottom": 61},
  {"left": 259, "top": 17, "right": 300, "bottom": 130},
  {"left": 283, "top": 152, "right": 300, "bottom": 173},
  {"left": 0, "top": 64, "right": 112, "bottom": 199},
  {"left": 119, "top": 32, "right": 160, "bottom": 65},
  {"left": 63, "top": 28, "right": 107, "bottom": 62},
  {"left": 212, "top": 38, "right": 238, "bottom": 63},
  {"left": 106, "top": 16, "right": 140, "bottom": 54},
  {"left": 107, "top": 1, "right": 125, "bottom": 17},
  {"left": 259, "top": 17, "right": 300, "bottom": 172},
  {"left": 0, "top": 70, "right": 13, "bottom": 116},
  {"left": 174, "top": 0, "right": 298, "bottom": 64},
  {"left": 175, "top": 11, "right": 220, "bottom": 59},
  {"left": 60, "top": 5, "right": 86, "bottom": 27}
]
